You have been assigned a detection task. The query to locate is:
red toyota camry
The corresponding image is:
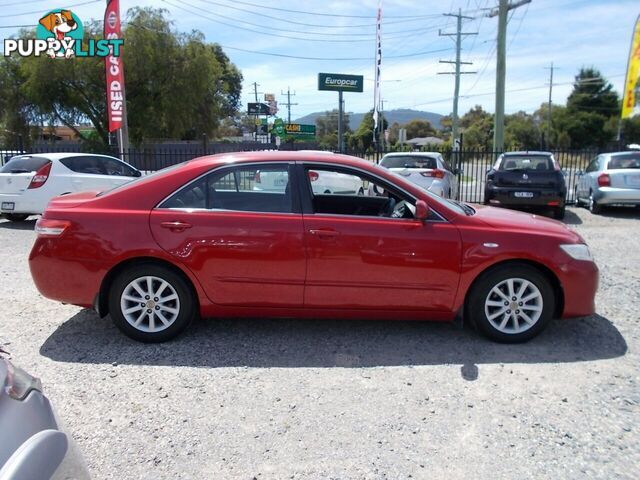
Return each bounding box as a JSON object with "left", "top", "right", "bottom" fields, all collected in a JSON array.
[{"left": 29, "top": 151, "right": 598, "bottom": 343}]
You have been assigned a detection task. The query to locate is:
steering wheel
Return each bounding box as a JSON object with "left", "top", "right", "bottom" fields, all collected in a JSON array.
[
  {"left": 380, "top": 197, "right": 397, "bottom": 217},
  {"left": 391, "top": 200, "right": 410, "bottom": 218}
]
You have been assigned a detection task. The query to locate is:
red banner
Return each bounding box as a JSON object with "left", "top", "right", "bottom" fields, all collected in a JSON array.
[{"left": 104, "top": 0, "right": 124, "bottom": 132}]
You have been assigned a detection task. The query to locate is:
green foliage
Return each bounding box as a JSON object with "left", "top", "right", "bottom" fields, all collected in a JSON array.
[
  {"left": 315, "top": 109, "right": 350, "bottom": 150},
  {"left": 621, "top": 116, "right": 640, "bottom": 144},
  {"left": 504, "top": 111, "right": 539, "bottom": 150},
  {"left": 566, "top": 68, "right": 620, "bottom": 118},
  {"left": 459, "top": 105, "right": 493, "bottom": 150},
  {"left": 403, "top": 119, "right": 436, "bottom": 139},
  {"left": 0, "top": 8, "right": 242, "bottom": 147},
  {"left": 349, "top": 109, "right": 388, "bottom": 152}
]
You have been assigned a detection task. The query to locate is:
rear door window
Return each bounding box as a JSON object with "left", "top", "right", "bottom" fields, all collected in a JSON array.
[
  {"left": 0, "top": 156, "right": 50, "bottom": 173},
  {"left": 99, "top": 157, "right": 139, "bottom": 177},
  {"left": 60, "top": 156, "right": 107, "bottom": 175}
]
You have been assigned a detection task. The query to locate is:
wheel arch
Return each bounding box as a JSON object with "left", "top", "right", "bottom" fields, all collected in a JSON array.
[
  {"left": 95, "top": 256, "right": 201, "bottom": 318},
  {"left": 463, "top": 258, "right": 564, "bottom": 322}
]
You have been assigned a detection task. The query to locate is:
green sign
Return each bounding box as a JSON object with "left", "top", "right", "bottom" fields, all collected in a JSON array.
[
  {"left": 285, "top": 124, "right": 316, "bottom": 137},
  {"left": 272, "top": 118, "right": 286, "bottom": 138},
  {"left": 318, "top": 73, "right": 364, "bottom": 92}
]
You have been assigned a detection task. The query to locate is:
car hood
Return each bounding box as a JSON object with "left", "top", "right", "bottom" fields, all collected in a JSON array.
[{"left": 471, "top": 204, "right": 583, "bottom": 242}]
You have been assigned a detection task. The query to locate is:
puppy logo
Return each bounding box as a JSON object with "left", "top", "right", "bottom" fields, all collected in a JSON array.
[{"left": 36, "top": 9, "right": 83, "bottom": 58}]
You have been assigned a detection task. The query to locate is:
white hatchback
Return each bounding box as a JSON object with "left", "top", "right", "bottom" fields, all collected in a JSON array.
[
  {"left": 0, "top": 153, "right": 141, "bottom": 221},
  {"left": 379, "top": 152, "right": 459, "bottom": 199}
]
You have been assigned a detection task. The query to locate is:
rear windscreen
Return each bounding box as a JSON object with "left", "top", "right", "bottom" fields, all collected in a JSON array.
[
  {"left": 498, "top": 155, "right": 552, "bottom": 171},
  {"left": 0, "top": 156, "right": 50, "bottom": 173},
  {"left": 608, "top": 153, "right": 640, "bottom": 169},
  {"left": 381, "top": 156, "right": 437, "bottom": 169}
]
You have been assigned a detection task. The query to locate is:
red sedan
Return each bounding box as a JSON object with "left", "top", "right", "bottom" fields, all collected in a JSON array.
[{"left": 29, "top": 151, "right": 598, "bottom": 343}]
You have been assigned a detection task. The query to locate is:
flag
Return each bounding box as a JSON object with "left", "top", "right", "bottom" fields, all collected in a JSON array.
[
  {"left": 372, "top": 1, "right": 382, "bottom": 138},
  {"left": 104, "top": 0, "right": 125, "bottom": 132},
  {"left": 622, "top": 14, "right": 640, "bottom": 119}
]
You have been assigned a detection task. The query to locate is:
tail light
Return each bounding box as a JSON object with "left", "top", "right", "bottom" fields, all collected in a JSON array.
[
  {"left": 597, "top": 173, "right": 611, "bottom": 187},
  {"left": 28, "top": 161, "right": 52, "bottom": 189},
  {"left": 308, "top": 171, "right": 319, "bottom": 182},
  {"left": 254, "top": 170, "right": 261, "bottom": 183},
  {"left": 35, "top": 219, "right": 71, "bottom": 237},
  {"left": 420, "top": 169, "right": 445, "bottom": 179},
  {"left": 2, "top": 358, "right": 42, "bottom": 401}
]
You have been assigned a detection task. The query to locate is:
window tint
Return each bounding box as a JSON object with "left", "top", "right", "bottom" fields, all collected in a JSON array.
[
  {"left": 100, "top": 157, "right": 139, "bottom": 176},
  {"left": 608, "top": 153, "right": 640, "bottom": 170},
  {"left": 380, "top": 155, "right": 438, "bottom": 169},
  {"left": 60, "top": 156, "right": 107, "bottom": 175},
  {"left": 0, "top": 156, "right": 50, "bottom": 173},
  {"left": 498, "top": 155, "right": 552, "bottom": 171},
  {"left": 161, "top": 165, "right": 292, "bottom": 213}
]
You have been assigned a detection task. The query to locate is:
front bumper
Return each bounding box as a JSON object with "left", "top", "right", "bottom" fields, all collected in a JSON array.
[
  {"left": 558, "top": 258, "right": 599, "bottom": 318},
  {"left": 485, "top": 186, "right": 565, "bottom": 207},
  {"left": 592, "top": 186, "right": 640, "bottom": 205}
]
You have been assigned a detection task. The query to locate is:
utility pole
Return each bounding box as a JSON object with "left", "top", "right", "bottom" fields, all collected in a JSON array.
[
  {"left": 280, "top": 87, "right": 298, "bottom": 124},
  {"left": 544, "top": 62, "right": 555, "bottom": 149},
  {"left": 252, "top": 82, "right": 260, "bottom": 141},
  {"left": 488, "top": 0, "right": 531, "bottom": 152},
  {"left": 438, "top": 8, "right": 477, "bottom": 150}
]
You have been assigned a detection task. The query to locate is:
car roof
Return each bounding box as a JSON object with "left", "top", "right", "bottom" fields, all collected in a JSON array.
[
  {"left": 10, "top": 152, "right": 121, "bottom": 161},
  {"left": 382, "top": 152, "right": 441, "bottom": 157},
  {"left": 503, "top": 151, "right": 552, "bottom": 156},
  {"left": 183, "top": 150, "right": 377, "bottom": 170}
]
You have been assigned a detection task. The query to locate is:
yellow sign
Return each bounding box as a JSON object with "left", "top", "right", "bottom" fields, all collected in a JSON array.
[{"left": 622, "top": 15, "right": 640, "bottom": 119}]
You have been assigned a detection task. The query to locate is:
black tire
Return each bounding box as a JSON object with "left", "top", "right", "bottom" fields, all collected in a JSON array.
[
  {"left": 574, "top": 187, "right": 582, "bottom": 207},
  {"left": 2, "top": 213, "right": 29, "bottom": 222},
  {"left": 108, "top": 263, "right": 197, "bottom": 342},
  {"left": 466, "top": 264, "right": 555, "bottom": 343},
  {"left": 553, "top": 205, "right": 565, "bottom": 220},
  {"left": 588, "top": 191, "right": 602, "bottom": 214}
]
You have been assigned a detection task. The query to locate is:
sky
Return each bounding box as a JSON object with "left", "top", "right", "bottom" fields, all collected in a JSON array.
[{"left": 1, "top": 0, "right": 638, "bottom": 120}]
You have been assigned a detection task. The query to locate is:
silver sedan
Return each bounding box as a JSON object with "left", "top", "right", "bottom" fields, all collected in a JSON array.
[{"left": 575, "top": 151, "right": 640, "bottom": 213}]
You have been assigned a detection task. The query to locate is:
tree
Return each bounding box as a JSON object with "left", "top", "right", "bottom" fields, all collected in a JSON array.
[
  {"left": 350, "top": 110, "right": 387, "bottom": 152},
  {"left": 2, "top": 7, "right": 243, "bottom": 147},
  {"left": 315, "top": 109, "right": 350, "bottom": 150},
  {"left": 504, "top": 111, "right": 539, "bottom": 150},
  {"left": 403, "top": 119, "right": 436, "bottom": 139},
  {"left": 459, "top": 105, "right": 493, "bottom": 150},
  {"left": 567, "top": 68, "right": 619, "bottom": 118}
]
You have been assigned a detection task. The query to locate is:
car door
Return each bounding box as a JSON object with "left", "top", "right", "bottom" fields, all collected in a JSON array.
[
  {"left": 299, "top": 163, "right": 462, "bottom": 312},
  {"left": 58, "top": 155, "right": 122, "bottom": 192},
  {"left": 580, "top": 156, "right": 600, "bottom": 199},
  {"left": 149, "top": 162, "right": 306, "bottom": 308},
  {"left": 440, "top": 155, "right": 458, "bottom": 198}
]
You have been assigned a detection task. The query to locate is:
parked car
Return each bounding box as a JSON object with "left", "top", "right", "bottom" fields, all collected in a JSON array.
[
  {"left": 484, "top": 151, "right": 567, "bottom": 219},
  {"left": 378, "top": 152, "right": 458, "bottom": 198},
  {"left": 29, "top": 151, "right": 598, "bottom": 344},
  {"left": 0, "top": 355, "right": 89, "bottom": 479},
  {"left": 575, "top": 151, "right": 640, "bottom": 214},
  {"left": 0, "top": 153, "right": 141, "bottom": 222}
]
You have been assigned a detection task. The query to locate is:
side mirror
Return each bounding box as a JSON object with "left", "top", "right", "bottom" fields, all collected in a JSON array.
[
  {"left": 576, "top": 170, "right": 584, "bottom": 177},
  {"left": 415, "top": 200, "right": 430, "bottom": 221},
  {"left": 455, "top": 168, "right": 464, "bottom": 175},
  {"left": 134, "top": 170, "right": 142, "bottom": 177},
  {"left": 486, "top": 167, "right": 492, "bottom": 174}
]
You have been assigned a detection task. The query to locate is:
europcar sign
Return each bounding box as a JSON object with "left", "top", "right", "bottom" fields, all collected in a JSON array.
[{"left": 318, "top": 73, "right": 364, "bottom": 92}]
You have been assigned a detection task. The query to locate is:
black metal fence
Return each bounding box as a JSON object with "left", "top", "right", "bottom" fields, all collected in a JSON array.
[{"left": 0, "top": 141, "right": 613, "bottom": 204}]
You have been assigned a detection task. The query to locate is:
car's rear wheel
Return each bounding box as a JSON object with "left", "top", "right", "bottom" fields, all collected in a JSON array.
[
  {"left": 588, "top": 191, "right": 602, "bottom": 214},
  {"left": 108, "top": 264, "right": 196, "bottom": 342},
  {"left": 2, "top": 213, "right": 29, "bottom": 222},
  {"left": 467, "top": 265, "right": 555, "bottom": 343}
]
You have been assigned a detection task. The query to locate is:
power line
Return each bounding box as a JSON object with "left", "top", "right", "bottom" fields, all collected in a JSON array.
[{"left": 3, "top": 0, "right": 102, "bottom": 17}]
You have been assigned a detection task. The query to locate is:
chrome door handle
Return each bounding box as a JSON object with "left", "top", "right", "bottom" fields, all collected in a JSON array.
[
  {"left": 309, "top": 229, "right": 339, "bottom": 239},
  {"left": 160, "top": 221, "right": 192, "bottom": 232}
]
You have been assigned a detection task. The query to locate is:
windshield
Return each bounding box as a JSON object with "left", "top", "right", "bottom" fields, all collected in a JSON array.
[
  {"left": 381, "top": 155, "right": 438, "bottom": 169},
  {"left": 498, "top": 155, "right": 553, "bottom": 171},
  {"left": 609, "top": 153, "right": 640, "bottom": 169},
  {"left": 0, "top": 156, "right": 50, "bottom": 173}
]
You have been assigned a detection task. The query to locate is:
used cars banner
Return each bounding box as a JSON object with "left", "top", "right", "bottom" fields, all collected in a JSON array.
[{"left": 104, "top": 0, "right": 125, "bottom": 132}]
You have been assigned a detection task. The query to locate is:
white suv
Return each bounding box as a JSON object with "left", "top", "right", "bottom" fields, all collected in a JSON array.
[{"left": 0, "top": 153, "right": 140, "bottom": 221}]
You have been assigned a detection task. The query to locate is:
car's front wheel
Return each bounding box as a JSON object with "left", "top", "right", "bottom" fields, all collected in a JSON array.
[
  {"left": 467, "top": 264, "right": 555, "bottom": 343},
  {"left": 108, "top": 263, "right": 196, "bottom": 342}
]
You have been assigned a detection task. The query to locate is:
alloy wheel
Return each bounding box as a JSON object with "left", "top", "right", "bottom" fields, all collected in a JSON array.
[
  {"left": 484, "top": 278, "right": 543, "bottom": 335},
  {"left": 120, "top": 276, "right": 181, "bottom": 333}
]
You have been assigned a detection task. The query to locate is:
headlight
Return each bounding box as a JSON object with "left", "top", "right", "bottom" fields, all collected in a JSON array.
[{"left": 560, "top": 244, "right": 593, "bottom": 262}]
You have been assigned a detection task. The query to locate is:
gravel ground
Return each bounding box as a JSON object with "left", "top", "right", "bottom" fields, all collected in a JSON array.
[{"left": 0, "top": 206, "right": 638, "bottom": 479}]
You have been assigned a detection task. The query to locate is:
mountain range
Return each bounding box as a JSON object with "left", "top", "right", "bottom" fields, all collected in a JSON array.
[{"left": 293, "top": 108, "right": 444, "bottom": 131}]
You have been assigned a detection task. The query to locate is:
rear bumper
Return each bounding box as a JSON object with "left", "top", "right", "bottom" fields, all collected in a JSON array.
[
  {"left": 592, "top": 187, "right": 640, "bottom": 205},
  {"left": 0, "top": 193, "right": 44, "bottom": 215},
  {"left": 559, "top": 259, "right": 599, "bottom": 318},
  {"left": 485, "top": 186, "right": 565, "bottom": 207}
]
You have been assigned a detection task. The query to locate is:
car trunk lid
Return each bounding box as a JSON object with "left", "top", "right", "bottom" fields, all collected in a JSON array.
[
  {"left": 607, "top": 168, "right": 640, "bottom": 189},
  {"left": 45, "top": 191, "right": 101, "bottom": 209},
  {"left": 0, "top": 172, "right": 34, "bottom": 194},
  {"left": 492, "top": 169, "right": 561, "bottom": 188}
]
